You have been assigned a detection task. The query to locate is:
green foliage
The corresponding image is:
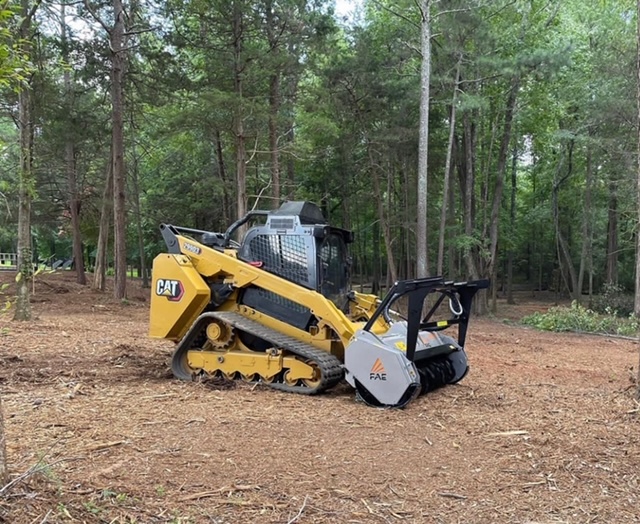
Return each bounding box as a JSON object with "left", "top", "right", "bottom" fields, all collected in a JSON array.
[
  {"left": 590, "top": 283, "right": 635, "bottom": 318},
  {"left": 0, "top": 1, "right": 29, "bottom": 89},
  {"left": 522, "top": 301, "right": 639, "bottom": 337}
]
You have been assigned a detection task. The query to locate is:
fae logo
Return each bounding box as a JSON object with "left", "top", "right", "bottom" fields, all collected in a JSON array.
[
  {"left": 156, "top": 279, "right": 184, "bottom": 302},
  {"left": 369, "top": 358, "right": 387, "bottom": 381}
]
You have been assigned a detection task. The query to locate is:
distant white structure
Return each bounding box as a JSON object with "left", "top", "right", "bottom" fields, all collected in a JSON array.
[{"left": 0, "top": 253, "right": 17, "bottom": 269}]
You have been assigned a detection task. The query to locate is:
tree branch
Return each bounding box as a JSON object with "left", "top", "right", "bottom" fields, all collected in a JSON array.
[
  {"left": 83, "top": 0, "right": 111, "bottom": 35},
  {"left": 124, "top": 27, "right": 156, "bottom": 37},
  {"left": 24, "top": 0, "right": 43, "bottom": 25},
  {"left": 371, "top": 0, "right": 420, "bottom": 29}
]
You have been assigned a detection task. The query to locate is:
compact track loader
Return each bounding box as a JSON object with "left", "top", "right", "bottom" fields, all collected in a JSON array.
[{"left": 149, "top": 201, "right": 488, "bottom": 408}]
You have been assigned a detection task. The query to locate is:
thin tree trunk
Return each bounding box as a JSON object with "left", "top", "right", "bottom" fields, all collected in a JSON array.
[
  {"left": 437, "top": 58, "right": 461, "bottom": 276},
  {"left": 447, "top": 161, "right": 456, "bottom": 278},
  {"left": 233, "top": 2, "right": 247, "bottom": 232},
  {"left": 111, "top": 0, "right": 127, "bottom": 299},
  {"left": 94, "top": 158, "right": 113, "bottom": 291},
  {"left": 403, "top": 158, "right": 411, "bottom": 279},
  {"left": 364, "top": 134, "right": 398, "bottom": 285},
  {"left": 577, "top": 146, "right": 593, "bottom": 301},
  {"left": 130, "top": 139, "right": 148, "bottom": 287},
  {"left": 372, "top": 169, "right": 398, "bottom": 284},
  {"left": 372, "top": 219, "right": 380, "bottom": 295},
  {"left": 461, "top": 114, "right": 480, "bottom": 282},
  {"left": 265, "top": 0, "right": 280, "bottom": 206},
  {"left": 506, "top": 142, "right": 517, "bottom": 304},
  {"left": 606, "top": 180, "right": 618, "bottom": 285},
  {"left": 552, "top": 141, "right": 578, "bottom": 299},
  {"left": 416, "top": 0, "right": 431, "bottom": 278},
  {"left": 61, "top": 3, "right": 86, "bottom": 285},
  {"left": 214, "top": 130, "right": 230, "bottom": 225},
  {"left": 269, "top": 72, "right": 280, "bottom": 206},
  {"left": 66, "top": 143, "right": 86, "bottom": 284},
  {"left": 488, "top": 75, "right": 520, "bottom": 314}
]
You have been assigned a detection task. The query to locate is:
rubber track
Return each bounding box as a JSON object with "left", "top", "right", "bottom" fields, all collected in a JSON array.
[{"left": 179, "top": 311, "right": 344, "bottom": 395}]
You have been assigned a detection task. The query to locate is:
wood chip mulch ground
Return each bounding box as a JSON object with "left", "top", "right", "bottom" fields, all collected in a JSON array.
[{"left": 0, "top": 272, "right": 638, "bottom": 523}]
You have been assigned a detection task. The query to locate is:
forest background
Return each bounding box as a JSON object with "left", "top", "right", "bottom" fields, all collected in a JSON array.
[{"left": 1, "top": 0, "right": 639, "bottom": 317}]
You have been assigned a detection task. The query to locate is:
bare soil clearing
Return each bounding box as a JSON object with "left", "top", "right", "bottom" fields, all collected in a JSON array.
[{"left": 0, "top": 272, "right": 638, "bottom": 523}]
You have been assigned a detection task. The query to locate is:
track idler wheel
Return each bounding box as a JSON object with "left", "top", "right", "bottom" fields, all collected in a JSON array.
[{"left": 171, "top": 345, "right": 197, "bottom": 381}]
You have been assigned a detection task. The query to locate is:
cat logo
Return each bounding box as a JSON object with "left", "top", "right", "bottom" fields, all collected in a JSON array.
[
  {"left": 155, "top": 279, "right": 184, "bottom": 302},
  {"left": 369, "top": 358, "right": 387, "bottom": 381}
]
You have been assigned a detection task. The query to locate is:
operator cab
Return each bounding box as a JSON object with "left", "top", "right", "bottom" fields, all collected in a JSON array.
[{"left": 237, "top": 201, "right": 353, "bottom": 328}]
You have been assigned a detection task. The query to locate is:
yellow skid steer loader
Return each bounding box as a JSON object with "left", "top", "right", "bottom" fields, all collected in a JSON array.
[{"left": 149, "top": 201, "right": 488, "bottom": 408}]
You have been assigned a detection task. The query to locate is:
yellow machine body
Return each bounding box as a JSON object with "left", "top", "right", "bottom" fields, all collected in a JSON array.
[{"left": 149, "top": 254, "right": 211, "bottom": 340}]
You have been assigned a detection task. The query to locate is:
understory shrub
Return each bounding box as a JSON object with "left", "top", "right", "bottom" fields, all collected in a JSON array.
[
  {"left": 522, "top": 301, "right": 639, "bottom": 337},
  {"left": 590, "top": 283, "right": 635, "bottom": 318}
]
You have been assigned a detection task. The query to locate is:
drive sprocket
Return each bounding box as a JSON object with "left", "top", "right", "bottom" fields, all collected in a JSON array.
[{"left": 205, "top": 318, "right": 236, "bottom": 349}]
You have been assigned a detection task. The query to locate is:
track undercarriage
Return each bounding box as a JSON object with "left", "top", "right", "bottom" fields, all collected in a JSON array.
[{"left": 171, "top": 311, "right": 343, "bottom": 394}]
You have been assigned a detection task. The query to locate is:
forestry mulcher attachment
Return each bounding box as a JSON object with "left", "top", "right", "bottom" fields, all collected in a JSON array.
[{"left": 149, "top": 201, "right": 488, "bottom": 408}]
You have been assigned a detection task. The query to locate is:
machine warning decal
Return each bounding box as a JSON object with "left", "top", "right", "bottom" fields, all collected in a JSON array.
[
  {"left": 394, "top": 341, "right": 406, "bottom": 352},
  {"left": 156, "top": 279, "right": 185, "bottom": 302},
  {"left": 369, "top": 358, "right": 387, "bottom": 381},
  {"left": 183, "top": 242, "right": 202, "bottom": 255}
]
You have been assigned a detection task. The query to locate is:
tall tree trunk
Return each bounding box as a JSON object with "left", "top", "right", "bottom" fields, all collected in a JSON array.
[
  {"left": 372, "top": 219, "right": 380, "bottom": 295},
  {"left": 577, "top": 146, "right": 593, "bottom": 301},
  {"left": 447, "top": 161, "right": 456, "bottom": 278},
  {"left": 403, "top": 158, "right": 412, "bottom": 279},
  {"left": 233, "top": 2, "right": 247, "bottom": 232},
  {"left": 269, "top": 72, "right": 280, "bottom": 206},
  {"left": 265, "top": 0, "right": 280, "bottom": 206},
  {"left": 111, "top": 0, "right": 127, "bottom": 299},
  {"left": 506, "top": 142, "right": 517, "bottom": 305},
  {"left": 363, "top": 132, "right": 398, "bottom": 285},
  {"left": 552, "top": 141, "right": 578, "bottom": 299},
  {"left": 94, "top": 158, "right": 114, "bottom": 291},
  {"left": 285, "top": 123, "right": 295, "bottom": 199},
  {"left": 130, "top": 138, "right": 148, "bottom": 288},
  {"left": 14, "top": 0, "right": 36, "bottom": 322},
  {"left": 61, "top": 3, "right": 86, "bottom": 285},
  {"left": 437, "top": 58, "right": 461, "bottom": 276},
  {"left": 606, "top": 180, "right": 618, "bottom": 285},
  {"left": 635, "top": 0, "right": 640, "bottom": 398},
  {"left": 372, "top": 168, "right": 398, "bottom": 284},
  {"left": 461, "top": 114, "right": 480, "bottom": 282},
  {"left": 488, "top": 75, "right": 520, "bottom": 313},
  {"left": 283, "top": 40, "right": 299, "bottom": 201},
  {"left": 416, "top": 0, "right": 431, "bottom": 278}
]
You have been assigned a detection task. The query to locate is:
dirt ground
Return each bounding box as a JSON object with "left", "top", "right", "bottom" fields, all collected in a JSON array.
[{"left": 0, "top": 272, "right": 638, "bottom": 524}]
